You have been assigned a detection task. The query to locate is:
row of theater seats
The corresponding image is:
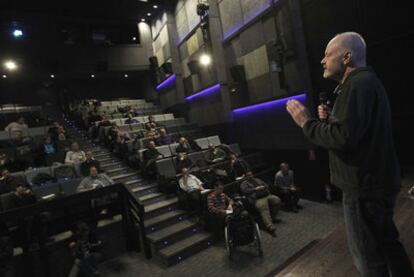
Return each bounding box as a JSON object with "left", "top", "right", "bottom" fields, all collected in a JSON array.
[
  {"left": 156, "top": 143, "right": 242, "bottom": 179},
  {"left": 137, "top": 135, "right": 222, "bottom": 162},
  {"left": 4, "top": 164, "right": 112, "bottom": 200},
  {"left": 0, "top": 105, "right": 42, "bottom": 113},
  {"left": 98, "top": 99, "right": 146, "bottom": 107},
  {"left": 95, "top": 113, "right": 176, "bottom": 126},
  {"left": 0, "top": 126, "right": 51, "bottom": 141}
]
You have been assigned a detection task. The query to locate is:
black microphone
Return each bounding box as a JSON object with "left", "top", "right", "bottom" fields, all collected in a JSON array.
[{"left": 319, "top": 91, "right": 329, "bottom": 122}]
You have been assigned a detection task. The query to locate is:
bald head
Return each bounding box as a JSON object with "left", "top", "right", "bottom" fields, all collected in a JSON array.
[
  {"left": 329, "top": 32, "right": 366, "bottom": 67},
  {"left": 322, "top": 32, "right": 367, "bottom": 81}
]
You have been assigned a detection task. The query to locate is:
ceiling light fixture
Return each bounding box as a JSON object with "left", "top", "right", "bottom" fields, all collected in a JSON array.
[
  {"left": 153, "top": 5, "right": 158, "bottom": 9},
  {"left": 4, "top": 60, "right": 17, "bottom": 71},
  {"left": 147, "top": 13, "right": 152, "bottom": 16}
]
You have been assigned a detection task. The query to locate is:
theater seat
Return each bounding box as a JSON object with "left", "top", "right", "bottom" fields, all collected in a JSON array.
[
  {"left": 24, "top": 167, "right": 52, "bottom": 185},
  {"left": 207, "top": 136, "right": 221, "bottom": 146},
  {"left": 194, "top": 138, "right": 209, "bottom": 149},
  {"left": 156, "top": 158, "right": 176, "bottom": 178},
  {"left": 157, "top": 145, "right": 172, "bottom": 158}
]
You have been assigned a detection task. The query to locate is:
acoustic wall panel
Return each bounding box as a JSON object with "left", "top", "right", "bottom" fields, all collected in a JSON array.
[
  {"left": 219, "top": 0, "right": 243, "bottom": 39},
  {"left": 243, "top": 45, "right": 269, "bottom": 80},
  {"left": 185, "top": 0, "right": 200, "bottom": 32},
  {"left": 241, "top": 0, "right": 272, "bottom": 23},
  {"left": 187, "top": 32, "right": 199, "bottom": 57},
  {"left": 176, "top": 5, "right": 189, "bottom": 42}
]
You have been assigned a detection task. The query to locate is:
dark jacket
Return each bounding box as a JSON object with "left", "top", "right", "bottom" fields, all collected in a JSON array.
[
  {"left": 226, "top": 158, "right": 250, "bottom": 180},
  {"left": 80, "top": 159, "right": 101, "bottom": 177},
  {"left": 240, "top": 177, "right": 269, "bottom": 204},
  {"left": 303, "top": 67, "right": 400, "bottom": 197}
]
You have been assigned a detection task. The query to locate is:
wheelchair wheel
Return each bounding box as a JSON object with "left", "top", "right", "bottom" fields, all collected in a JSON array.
[
  {"left": 224, "top": 226, "right": 234, "bottom": 259},
  {"left": 253, "top": 222, "right": 263, "bottom": 258}
]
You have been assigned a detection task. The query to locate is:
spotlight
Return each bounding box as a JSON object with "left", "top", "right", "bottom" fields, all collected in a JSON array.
[
  {"left": 199, "top": 54, "right": 212, "bottom": 66},
  {"left": 13, "top": 29, "right": 23, "bottom": 38},
  {"left": 4, "top": 60, "right": 17, "bottom": 71},
  {"left": 153, "top": 5, "right": 158, "bottom": 9},
  {"left": 2, "top": 75, "right": 7, "bottom": 79},
  {"left": 91, "top": 74, "right": 95, "bottom": 78},
  {"left": 124, "top": 74, "right": 128, "bottom": 78},
  {"left": 132, "top": 37, "right": 137, "bottom": 41},
  {"left": 147, "top": 13, "right": 152, "bottom": 16},
  {"left": 141, "top": 18, "right": 146, "bottom": 22},
  {"left": 50, "top": 74, "right": 55, "bottom": 78}
]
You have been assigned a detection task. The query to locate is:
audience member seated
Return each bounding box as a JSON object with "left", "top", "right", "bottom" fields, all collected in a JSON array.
[
  {"left": 145, "top": 115, "right": 159, "bottom": 130},
  {"left": 4, "top": 117, "right": 28, "bottom": 138},
  {"left": 178, "top": 167, "right": 208, "bottom": 213},
  {"left": 144, "top": 128, "right": 160, "bottom": 139},
  {"left": 272, "top": 163, "right": 301, "bottom": 212},
  {"left": 207, "top": 181, "right": 233, "bottom": 235},
  {"left": 9, "top": 130, "right": 32, "bottom": 147},
  {"left": 142, "top": 140, "right": 163, "bottom": 177},
  {"left": 77, "top": 166, "right": 112, "bottom": 192},
  {"left": 226, "top": 153, "right": 250, "bottom": 181},
  {"left": 80, "top": 151, "right": 101, "bottom": 177},
  {"left": 204, "top": 143, "right": 228, "bottom": 164},
  {"left": 40, "top": 136, "right": 57, "bottom": 166},
  {"left": 0, "top": 169, "right": 25, "bottom": 195},
  {"left": 65, "top": 142, "right": 86, "bottom": 164},
  {"left": 0, "top": 152, "right": 13, "bottom": 172},
  {"left": 157, "top": 128, "right": 174, "bottom": 145},
  {"left": 47, "top": 121, "right": 61, "bottom": 140},
  {"left": 240, "top": 171, "right": 280, "bottom": 237},
  {"left": 175, "top": 137, "right": 200, "bottom": 154},
  {"left": 124, "top": 113, "right": 139, "bottom": 125},
  {"left": 106, "top": 123, "right": 120, "bottom": 150},
  {"left": 10, "top": 131, "right": 33, "bottom": 171},
  {"left": 65, "top": 142, "right": 86, "bottom": 176},
  {"left": 56, "top": 132, "right": 72, "bottom": 153},
  {"left": 127, "top": 107, "right": 138, "bottom": 117},
  {"left": 175, "top": 152, "right": 196, "bottom": 173}
]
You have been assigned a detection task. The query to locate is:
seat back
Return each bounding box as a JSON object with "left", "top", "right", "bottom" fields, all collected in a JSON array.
[
  {"left": 194, "top": 138, "right": 209, "bottom": 149},
  {"left": 156, "top": 158, "right": 176, "bottom": 178},
  {"left": 207, "top": 135, "right": 221, "bottom": 146},
  {"left": 156, "top": 145, "right": 172, "bottom": 158}
]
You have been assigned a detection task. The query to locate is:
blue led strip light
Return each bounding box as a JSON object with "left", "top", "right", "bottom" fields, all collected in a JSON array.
[
  {"left": 186, "top": 84, "right": 221, "bottom": 101},
  {"left": 232, "top": 93, "right": 307, "bottom": 114}
]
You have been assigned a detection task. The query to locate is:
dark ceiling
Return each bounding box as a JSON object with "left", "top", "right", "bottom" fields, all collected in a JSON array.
[{"left": 0, "top": 0, "right": 175, "bottom": 23}]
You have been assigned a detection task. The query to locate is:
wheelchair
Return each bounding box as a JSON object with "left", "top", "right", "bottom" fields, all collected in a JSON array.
[{"left": 224, "top": 197, "right": 263, "bottom": 259}]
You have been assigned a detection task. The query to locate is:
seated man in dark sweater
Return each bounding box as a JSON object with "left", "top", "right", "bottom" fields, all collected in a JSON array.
[
  {"left": 175, "top": 137, "right": 199, "bottom": 154},
  {"left": 272, "top": 163, "right": 301, "bottom": 212},
  {"left": 142, "top": 140, "right": 163, "bottom": 177},
  {"left": 80, "top": 151, "right": 101, "bottom": 177},
  {"left": 0, "top": 169, "right": 26, "bottom": 195},
  {"left": 175, "top": 152, "right": 196, "bottom": 173},
  {"left": 204, "top": 143, "right": 228, "bottom": 164},
  {"left": 240, "top": 171, "right": 281, "bottom": 237},
  {"left": 226, "top": 154, "right": 250, "bottom": 181},
  {"left": 157, "top": 128, "right": 174, "bottom": 146}
]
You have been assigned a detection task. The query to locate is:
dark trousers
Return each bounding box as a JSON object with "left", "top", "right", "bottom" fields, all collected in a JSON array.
[
  {"left": 186, "top": 191, "right": 202, "bottom": 213},
  {"left": 343, "top": 193, "right": 413, "bottom": 277},
  {"left": 278, "top": 188, "right": 300, "bottom": 210}
]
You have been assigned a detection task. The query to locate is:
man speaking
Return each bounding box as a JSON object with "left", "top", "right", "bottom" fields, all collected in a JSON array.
[{"left": 286, "top": 32, "right": 413, "bottom": 276}]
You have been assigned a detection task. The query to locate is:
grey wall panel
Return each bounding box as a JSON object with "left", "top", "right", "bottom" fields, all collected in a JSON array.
[
  {"left": 219, "top": 0, "right": 243, "bottom": 38},
  {"left": 239, "top": 21, "right": 265, "bottom": 55},
  {"left": 241, "top": 0, "right": 272, "bottom": 22}
]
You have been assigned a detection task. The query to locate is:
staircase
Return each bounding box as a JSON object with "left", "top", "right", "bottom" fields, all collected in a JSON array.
[{"left": 64, "top": 115, "right": 214, "bottom": 266}]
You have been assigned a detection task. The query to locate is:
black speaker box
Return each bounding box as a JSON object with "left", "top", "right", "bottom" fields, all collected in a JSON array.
[
  {"left": 161, "top": 62, "right": 173, "bottom": 74},
  {"left": 230, "top": 65, "right": 246, "bottom": 82},
  {"left": 149, "top": 56, "right": 159, "bottom": 68},
  {"left": 187, "top": 60, "right": 200, "bottom": 75}
]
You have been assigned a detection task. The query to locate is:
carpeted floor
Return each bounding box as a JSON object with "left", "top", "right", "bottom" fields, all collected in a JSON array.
[{"left": 99, "top": 199, "right": 344, "bottom": 277}]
